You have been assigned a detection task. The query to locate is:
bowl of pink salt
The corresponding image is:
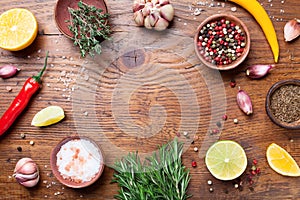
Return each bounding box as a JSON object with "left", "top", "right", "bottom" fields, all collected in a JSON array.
[{"left": 50, "top": 136, "right": 105, "bottom": 188}]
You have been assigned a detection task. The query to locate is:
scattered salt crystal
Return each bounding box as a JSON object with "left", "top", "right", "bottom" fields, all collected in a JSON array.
[
  {"left": 193, "top": 147, "right": 198, "bottom": 152},
  {"left": 56, "top": 139, "right": 102, "bottom": 183},
  {"left": 61, "top": 71, "right": 66, "bottom": 77},
  {"left": 46, "top": 83, "right": 50, "bottom": 87},
  {"left": 184, "top": 23, "right": 187, "bottom": 26},
  {"left": 37, "top": 56, "right": 40, "bottom": 60},
  {"left": 27, "top": 55, "right": 31, "bottom": 58},
  {"left": 50, "top": 64, "right": 54, "bottom": 67},
  {"left": 37, "top": 49, "right": 42, "bottom": 53},
  {"left": 84, "top": 111, "right": 89, "bottom": 116},
  {"left": 62, "top": 56, "right": 66, "bottom": 59},
  {"left": 231, "top": 7, "right": 237, "bottom": 12},
  {"left": 84, "top": 74, "right": 89, "bottom": 81},
  {"left": 6, "top": 86, "right": 12, "bottom": 92},
  {"left": 43, "top": 180, "right": 48, "bottom": 184}
]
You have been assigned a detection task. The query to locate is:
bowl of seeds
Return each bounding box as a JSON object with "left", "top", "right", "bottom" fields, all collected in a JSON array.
[
  {"left": 265, "top": 79, "right": 300, "bottom": 129},
  {"left": 194, "top": 14, "right": 250, "bottom": 70}
]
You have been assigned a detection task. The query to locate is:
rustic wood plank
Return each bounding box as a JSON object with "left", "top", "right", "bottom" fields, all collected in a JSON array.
[{"left": 0, "top": 0, "right": 299, "bottom": 199}]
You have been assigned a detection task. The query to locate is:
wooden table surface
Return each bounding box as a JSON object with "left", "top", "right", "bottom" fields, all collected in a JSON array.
[{"left": 0, "top": 0, "right": 299, "bottom": 199}]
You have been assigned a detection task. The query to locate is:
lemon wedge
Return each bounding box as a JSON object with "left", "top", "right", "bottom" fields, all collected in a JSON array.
[
  {"left": 31, "top": 106, "right": 65, "bottom": 127},
  {"left": 266, "top": 143, "right": 300, "bottom": 177}
]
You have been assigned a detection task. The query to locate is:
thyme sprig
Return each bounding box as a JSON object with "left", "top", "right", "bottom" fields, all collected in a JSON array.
[
  {"left": 112, "top": 139, "right": 191, "bottom": 200},
  {"left": 67, "top": 1, "right": 111, "bottom": 57}
]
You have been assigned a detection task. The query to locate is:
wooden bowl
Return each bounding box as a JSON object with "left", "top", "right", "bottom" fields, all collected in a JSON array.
[
  {"left": 194, "top": 14, "right": 250, "bottom": 70},
  {"left": 54, "top": 0, "right": 108, "bottom": 38},
  {"left": 265, "top": 79, "right": 300, "bottom": 129},
  {"left": 50, "top": 136, "right": 105, "bottom": 188}
]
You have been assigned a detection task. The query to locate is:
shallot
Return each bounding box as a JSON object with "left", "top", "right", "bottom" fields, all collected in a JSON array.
[
  {"left": 133, "top": 0, "right": 175, "bottom": 31},
  {"left": 237, "top": 89, "right": 253, "bottom": 115},
  {"left": 245, "top": 64, "right": 274, "bottom": 79},
  {"left": 0, "top": 65, "right": 19, "bottom": 79},
  {"left": 13, "top": 158, "right": 39, "bottom": 187}
]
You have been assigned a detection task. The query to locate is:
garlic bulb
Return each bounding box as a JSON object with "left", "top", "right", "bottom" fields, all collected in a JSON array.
[
  {"left": 133, "top": 0, "right": 175, "bottom": 31},
  {"left": 13, "top": 158, "right": 40, "bottom": 187}
]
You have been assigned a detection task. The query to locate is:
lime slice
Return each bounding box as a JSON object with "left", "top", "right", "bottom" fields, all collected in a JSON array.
[
  {"left": 205, "top": 140, "right": 247, "bottom": 181},
  {"left": 266, "top": 143, "right": 300, "bottom": 177},
  {"left": 31, "top": 106, "right": 65, "bottom": 127}
]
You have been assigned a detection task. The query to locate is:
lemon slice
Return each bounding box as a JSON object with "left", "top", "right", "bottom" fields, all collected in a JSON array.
[
  {"left": 0, "top": 8, "right": 38, "bottom": 51},
  {"left": 205, "top": 140, "right": 247, "bottom": 181},
  {"left": 266, "top": 143, "right": 300, "bottom": 177},
  {"left": 32, "top": 106, "right": 65, "bottom": 127}
]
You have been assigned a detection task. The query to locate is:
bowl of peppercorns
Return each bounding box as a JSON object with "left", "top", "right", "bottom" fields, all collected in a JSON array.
[{"left": 194, "top": 14, "right": 250, "bottom": 70}]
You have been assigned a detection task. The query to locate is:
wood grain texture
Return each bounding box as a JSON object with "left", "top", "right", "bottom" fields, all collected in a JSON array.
[{"left": 0, "top": 0, "right": 300, "bottom": 199}]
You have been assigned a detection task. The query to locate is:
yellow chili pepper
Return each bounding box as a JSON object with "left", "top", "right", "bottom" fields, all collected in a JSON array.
[{"left": 228, "top": 0, "right": 279, "bottom": 63}]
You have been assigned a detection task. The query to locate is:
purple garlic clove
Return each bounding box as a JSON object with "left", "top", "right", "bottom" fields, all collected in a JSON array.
[
  {"left": 0, "top": 65, "right": 20, "bottom": 79},
  {"left": 245, "top": 64, "right": 274, "bottom": 79},
  {"left": 237, "top": 89, "right": 253, "bottom": 115}
]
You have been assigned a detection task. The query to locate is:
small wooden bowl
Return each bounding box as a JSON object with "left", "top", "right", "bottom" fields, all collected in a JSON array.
[
  {"left": 54, "top": 0, "right": 108, "bottom": 38},
  {"left": 194, "top": 14, "right": 250, "bottom": 70},
  {"left": 265, "top": 79, "right": 300, "bottom": 129},
  {"left": 50, "top": 136, "right": 105, "bottom": 188}
]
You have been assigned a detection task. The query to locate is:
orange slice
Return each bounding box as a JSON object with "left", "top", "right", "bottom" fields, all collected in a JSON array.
[
  {"left": 0, "top": 8, "right": 38, "bottom": 51},
  {"left": 266, "top": 143, "right": 300, "bottom": 177}
]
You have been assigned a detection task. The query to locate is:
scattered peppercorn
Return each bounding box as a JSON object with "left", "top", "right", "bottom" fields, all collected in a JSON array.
[
  {"left": 192, "top": 161, "right": 197, "bottom": 168},
  {"left": 230, "top": 80, "right": 236, "bottom": 88},
  {"left": 216, "top": 121, "right": 222, "bottom": 128},
  {"left": 222, "top": 114, "right": 228, "bottom": 120},
  {"left": 17, "top": 146, "right": 22, "bottom": 152},
  {"left": 20, "top": 133, "right": 26, "bottom": 139},
  {"left": 207, "top": 180, "right": 213, "bottom": 185}
]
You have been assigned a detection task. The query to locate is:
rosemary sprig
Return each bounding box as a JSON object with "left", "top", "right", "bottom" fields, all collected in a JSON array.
[
  {"left": 67, "top": 1, "right": 111, "bottom": 57},
  {"left": 112, "top": 139, "right": 191, "bottom": 200}
]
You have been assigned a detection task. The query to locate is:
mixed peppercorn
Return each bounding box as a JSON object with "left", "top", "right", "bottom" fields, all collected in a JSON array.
[{"left": 196, "top": 18, "right": 247, "bottom": 66}]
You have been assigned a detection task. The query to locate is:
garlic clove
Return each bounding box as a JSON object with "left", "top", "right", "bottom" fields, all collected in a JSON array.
[
  {"left": 19, "top": 175, "right": 40, "bottom": 188},
  {"left": 160, "top": 4, "right": 174, "bottom": 22},
  {"left": 237, "top": 89, "right": 253, "bottom": 115},
  {"left": 159, "top": 0, "right": 170, "bottom": 6},
  {"left": 133, "top": 0, "right": 146, "bottom": 12},
  {"left": 245, "top": 64, "right": 274, "bottom": 79},
  {"left": 284, "top": 19, "right": 300, "bottom": 42},
  {"left": 134, "top": 10, "right": 144, "bottom": 26},
  {"left": 0, "top": 65, "right": 20, "bottom": 79},
  {"left": 144, "top": 15, "right": 153, "bottom": 29},
  {"left": 13, "top": 158, "right": 39, "bottom": 187},
  {"left": 149, "top": 13, "right": 159, "bottom": 27},
  {"left": 154, "top": 17, "right": 169, "bottom": 31}
]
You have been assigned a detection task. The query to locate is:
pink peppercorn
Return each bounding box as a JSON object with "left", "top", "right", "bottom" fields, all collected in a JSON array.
[{"left": 192, "top": 161, "right": 197, "bottom": 168}]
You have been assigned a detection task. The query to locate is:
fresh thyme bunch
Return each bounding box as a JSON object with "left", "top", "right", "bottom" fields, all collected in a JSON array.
[
  {"left": 112, "top": 139, "right": 191, "bottom": 200},
  {"left": 67, "top": 1, "right": 111, "bottom": 57}
]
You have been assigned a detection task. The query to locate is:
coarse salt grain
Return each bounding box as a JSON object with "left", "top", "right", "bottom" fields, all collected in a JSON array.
[{"left": 56, "top": 139, "right": 102, "bottom": 183}]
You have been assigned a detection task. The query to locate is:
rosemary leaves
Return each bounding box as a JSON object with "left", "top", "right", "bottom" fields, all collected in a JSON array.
[
  {"left": 67, "top": 1, "right": 111, "bottom": 57},
  {"left": 112, "top": 139, "right": 191, "bottom": 200}
]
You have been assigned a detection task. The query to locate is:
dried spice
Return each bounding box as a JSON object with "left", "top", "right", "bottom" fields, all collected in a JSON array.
[{"left": 270, "top": 84, "right": 300, "bottom": 123}]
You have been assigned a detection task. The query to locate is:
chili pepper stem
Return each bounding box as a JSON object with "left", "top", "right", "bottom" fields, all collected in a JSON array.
[{"left": 32, "top": 51, "right": 48, "bottom": 83}]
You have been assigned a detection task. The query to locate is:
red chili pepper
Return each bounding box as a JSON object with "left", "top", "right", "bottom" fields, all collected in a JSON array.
[{"left": 0, "top": 52, "right": 48, "bottom": 137}]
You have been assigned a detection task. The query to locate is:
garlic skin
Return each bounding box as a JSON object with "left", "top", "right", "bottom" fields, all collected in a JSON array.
[
  {"left": 133, "top": 0, "right": 174, "bottom": 31},
  {"left": 246, "top": 64, "right": 274, "bottom": 79},
  {"left": 0, "top": 65, "right": 20, "bottom": 79},
  {"left": 13, "top": 158, "right": 39, "bottom": 187},
  {"left": 237, "top": 89, "right": 253, "bottom": 115},
  {"left": 284, "top": 19, "right": 300, "bottom": 42}
]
